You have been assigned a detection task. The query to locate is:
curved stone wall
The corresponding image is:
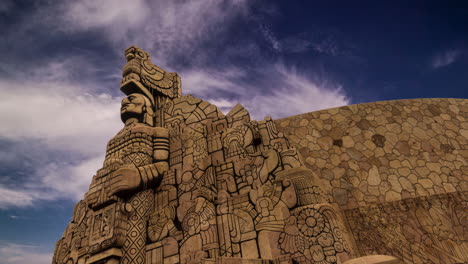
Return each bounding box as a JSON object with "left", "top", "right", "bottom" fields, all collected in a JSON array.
[
  {"left": 275, "top": 98, "right": 467, "bottom": 208},
  {"left": 275, "top": 98, "right": 468, "bottom": 263}
]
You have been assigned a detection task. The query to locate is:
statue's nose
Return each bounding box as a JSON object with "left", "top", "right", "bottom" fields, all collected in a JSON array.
[{"left": 121, "top": 101, "right": 130, "bottom": 110}]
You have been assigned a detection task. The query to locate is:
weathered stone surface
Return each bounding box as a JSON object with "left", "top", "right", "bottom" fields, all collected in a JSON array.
[
  {"left": 275, "top": 98, "right": 468, "bottom": 264},
  {"left": 343, "top": 255, "right": 399, "bottom": 264},
  {"left": 53, "top": 46, "right": 355, "bottom": 264},
  {"left": 54, "top": 46, "right": 468, "bottom": 264},
  {"left": 371, "top": 134, "right": 386, "bottom": 147},
  {"left": 367, "top": 166, "right": 381, "bottom": 186}
]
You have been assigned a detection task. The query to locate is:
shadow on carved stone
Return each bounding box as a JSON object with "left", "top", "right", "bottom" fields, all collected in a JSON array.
[{"left": 52, "top": 46, "right": 468, "bottom": 264}]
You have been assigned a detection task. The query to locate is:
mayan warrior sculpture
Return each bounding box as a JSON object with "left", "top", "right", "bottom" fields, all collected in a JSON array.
[
  {"left": 52, "top": 46, "right": 468, "bottom": 264},
  {"left": 51, "top": 45, "right": 360, "bottom": 264}
]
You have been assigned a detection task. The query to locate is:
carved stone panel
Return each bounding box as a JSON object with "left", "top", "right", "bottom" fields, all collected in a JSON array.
[{"left": 53, "top": 46, "right": 468, "bottom": 264}]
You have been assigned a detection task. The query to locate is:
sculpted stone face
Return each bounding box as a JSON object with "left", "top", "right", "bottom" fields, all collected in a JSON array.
[{"left": 120, "top": 93, "right": 146, "bottom": 124}]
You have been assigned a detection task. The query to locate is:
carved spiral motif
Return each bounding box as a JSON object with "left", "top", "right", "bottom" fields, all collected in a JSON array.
[
  {"left": 182, "top": 212, "right": 201, "bottom": 236},
  {"left": 297, "top": 208, "right": 325, "bottom": 237}
]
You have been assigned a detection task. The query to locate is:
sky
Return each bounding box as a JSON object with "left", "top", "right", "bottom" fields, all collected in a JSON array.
[{"left": 0, "top": 0, "right": 467, "bottom": 263}]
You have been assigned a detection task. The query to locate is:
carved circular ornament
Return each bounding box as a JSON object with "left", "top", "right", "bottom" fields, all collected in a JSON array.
[
  {"left": 179, "top": 171, "right": 195, "bottom": 191},
  {"left": 182, "top": 212, "right": 201, "bottom": 236},
  {"left": 297, "top": 208, "right": 325, "bottom": 237}
]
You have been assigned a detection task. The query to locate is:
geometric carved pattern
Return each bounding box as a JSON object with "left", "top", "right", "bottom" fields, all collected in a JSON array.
[
  {"left": 53, "top": 46, "right": 467, "bottom": 264},
  {"left": 122, "top": 189, "right": 154, "bottom": 264}
]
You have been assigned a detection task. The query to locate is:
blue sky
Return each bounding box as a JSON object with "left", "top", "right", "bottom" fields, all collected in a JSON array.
[{"left": 0, "top": 0, "right": 467, "bottom": 263}]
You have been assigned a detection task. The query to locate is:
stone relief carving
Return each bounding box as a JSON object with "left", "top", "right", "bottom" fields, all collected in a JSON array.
[
  {"left": 345, "top": 193, "right": 468, "bottom": 264},
  {"left": 53, "top": 45, "right": 467, "bottom": 264}
]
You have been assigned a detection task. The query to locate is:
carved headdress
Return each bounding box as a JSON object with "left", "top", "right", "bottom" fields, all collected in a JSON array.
[{"left": 121, "top": 45, "right": 181, "bottom": 126}]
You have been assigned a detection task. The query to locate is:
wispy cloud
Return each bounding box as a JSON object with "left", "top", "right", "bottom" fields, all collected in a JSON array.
[
  {"left": 0, "top": 155, "right": 103, "bottom": 209},
  {"left": 0, "top": 186, "right": 35, "bottom": 209},
  {"left": 57, "top": 0, "right": 253, "bottom": 66},
  {"left": 431, "top": 49, "right": 462, "bottom": 69},
  {"left": 0, "top": 0, "right": 257, "bottom": 209},
  {"left": 181, "top": 67, "right": 246, "bottom": 95},
  {"left": 246, "top": 64, "right": 349, "bottom": 119},
  {"left": 64, "top": 0, "right": 149, "bottom": 29},
  {"left": 182, "top": 62, "right": 349, "bottom": 120},
  {"left": 259, "top": 24, "right": 282, "bottom": 51},
  {"left": 0, "top": 241, "right": 51, "bottom": 264},
  {"left": 0, "top": 57, "right": 122, "bottom": 207},
  {"left": 0, "top": 78, "right": 121, "bottom": 155},
  {"left": 37, "top": 155, "right": 104, "bottom": 201},
  {"left": 0, "top": 0, "right": 350, "bottom": 209}
]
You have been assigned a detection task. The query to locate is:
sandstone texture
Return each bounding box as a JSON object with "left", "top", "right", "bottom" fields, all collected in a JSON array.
[
  {"left": 53, "top": 46, "right": 467, "bottom": 264},
  {"left": 276, "top": 98, "right": 468, "bottom": 263}
]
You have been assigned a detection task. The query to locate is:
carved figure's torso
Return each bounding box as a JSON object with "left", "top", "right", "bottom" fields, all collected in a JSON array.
[{"left": 86, "top": 123, "right": 157, "bottom": 209}]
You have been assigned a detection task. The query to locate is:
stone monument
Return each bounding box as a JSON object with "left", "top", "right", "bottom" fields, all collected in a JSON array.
[{"left": 52, "top": 46, "right": 467, "bottom": 264}]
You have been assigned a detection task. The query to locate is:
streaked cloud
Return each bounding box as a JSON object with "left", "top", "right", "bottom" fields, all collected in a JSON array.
[
  {"left": 64, "top": 0, "right": 149, "bottom": 29},
  {"left": 58, "top": 0, "right": 253, "bottom": 66},
  {"left": 182, "top": 62, "right": 349, "bottom": 120},
  {"left": 246, "top": 64, "right": 349, "bottom": 119},
  {"left": 181, "top": 67, "right": 246, "bottom": 95},
  {"left": 431, "top": 49, "right": 462, "bottom": 69},
  {"left": 0, "top": 155, "right": 103, "bottom": 209},
  {"left": 0, "top": 0, "right": 349, "bottom": 209},
  {"left": 37, "top": 155, "right": 104, "bottom": 201},
  {"left": 0, "top": 79, "right": 121, "bottom": 156},
  {"left": 0, "top": 57, "right": 122, "bottom": 207},
  {"left": 259, "top": 24, "right": 282, "bottom": 51},
  {"left": 0, "top": 241, "right": 51, "bottom": 264},
  {"left": 0, "top": 186, "right": 34, "bottom": 209}
]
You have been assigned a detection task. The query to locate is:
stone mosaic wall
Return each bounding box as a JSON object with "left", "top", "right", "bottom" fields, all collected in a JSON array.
[
  {"left": 275, "top": 98, "right": 468, "bottom": 263},
  {"left": 275, "top": 98, "right": 467, "bottom": 208},
  {"left": 53, "top": 45, "right": 466, "bottom": 264}
]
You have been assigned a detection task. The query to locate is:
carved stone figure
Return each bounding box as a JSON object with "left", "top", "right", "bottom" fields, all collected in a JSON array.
[{"left": 53, "top": 45, "right": 467, "bottom": 264}]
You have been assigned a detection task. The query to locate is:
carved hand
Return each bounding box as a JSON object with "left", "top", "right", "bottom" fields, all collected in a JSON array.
[{"left": 109, "top": 165, "right": 141, "bottom": 197}]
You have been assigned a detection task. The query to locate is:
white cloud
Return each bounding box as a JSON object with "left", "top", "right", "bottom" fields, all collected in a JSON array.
[
  {"left": 182, "top": 63, "right": 349, "bottom": 120},
  {"left": 432, "top": 49, "right": 462, "bottom": 69},
  {"left": 0, "top": 155, "right": 102, "bottom": 209},
  {"left": 37, "top": 155, "right": 104, "bottom": 201},
  {"left": 181, "top": 67, "right": 245, "bottom": 95},
  {"left": 58, "top": 0, "right": 252, "bottom": 65},
  {"left": 0, "top": 186, "right": 34, "bottom": 209},
  {"left": 245, "top": 64, "right": 349, "bottom": 119},
  {"left": 0, "top": 58, "right": 123, "bottom": 207},
  {"left": 206, "top": 98, "right": 237, "bottom": 114},
  {"left": 0, "top": 0, "right": 350, "bottom": 209},
  {"left": 63, "top": 0, "right": 150, "bottom": 32},
  {"left": 0, "top": 79, "right": 121, "bottom": 156},
  {"left": 0, "top": 242, "right": 51, "bottom": 264}
]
